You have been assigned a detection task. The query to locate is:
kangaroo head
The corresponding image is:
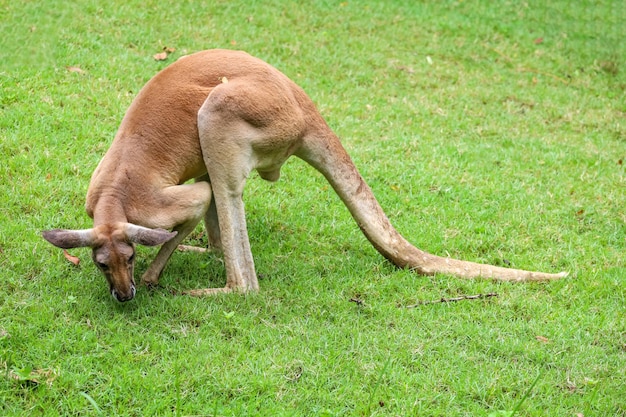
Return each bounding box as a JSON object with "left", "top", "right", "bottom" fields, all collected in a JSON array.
[{"left": 42, "top": 223, "right": 177, "bottom": 302}]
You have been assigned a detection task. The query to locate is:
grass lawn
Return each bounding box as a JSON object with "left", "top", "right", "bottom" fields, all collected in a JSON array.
[{"left": 1, "top": 0, "right": 624, "bottom": 415}]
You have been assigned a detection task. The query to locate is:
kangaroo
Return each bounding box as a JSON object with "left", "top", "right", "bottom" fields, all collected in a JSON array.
[{"left": 42, "top": 49, "right": 566, "bottom": 302}]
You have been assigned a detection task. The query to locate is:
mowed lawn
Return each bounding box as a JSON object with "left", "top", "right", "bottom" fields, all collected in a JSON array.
[{"left": 1, "top": 1, "right": 624, "bottom": 416}]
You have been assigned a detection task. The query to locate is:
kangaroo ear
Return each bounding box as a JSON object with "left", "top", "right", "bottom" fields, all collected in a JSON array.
[
  {"left": 124, "top": 224, "right": 178, "bottom": 246},
  {"left": 42, "top": 229, "right": 97, "bottom": 249}
]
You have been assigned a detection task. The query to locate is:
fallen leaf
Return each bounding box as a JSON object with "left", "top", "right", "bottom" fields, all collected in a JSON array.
[
  {"left": 66, "top": 66, "right": 85, "bottom": 74},
  {"left": 10, "top": 367, "right": 57, "bottom": 386},
  {"left": 63, "top": 250, "right": 80, "bottom": 266},
  {"left": 535, "top": 335, "right": 549, "bottom": 343},
  {"left": 534, "top": 37, "right": 544, "bottom": 44},
  {"left": 163, "top": 46, "right": 176, "bottom": 53},
  {"left": 153, "top": 52, "right": 168, "bottom": 61},
  {"left": 221, "top": 76, "right": 229, "bottom": 84},
  {"left": 618, "top": 159, "right": 623, "bottom": 165}
]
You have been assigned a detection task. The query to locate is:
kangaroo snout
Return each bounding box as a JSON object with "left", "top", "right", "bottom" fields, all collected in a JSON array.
[{"left": 111, "top": 284, "right": 136, "bottom": 302}]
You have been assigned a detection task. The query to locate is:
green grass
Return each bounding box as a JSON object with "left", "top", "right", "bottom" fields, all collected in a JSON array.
[{"left": 1, "top": 0, "right": 624, "bottom": 415}]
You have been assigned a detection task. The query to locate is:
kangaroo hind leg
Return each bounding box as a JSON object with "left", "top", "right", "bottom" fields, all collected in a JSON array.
[{"left": 192, "top": 79, "right": 305, "bottom": 295}]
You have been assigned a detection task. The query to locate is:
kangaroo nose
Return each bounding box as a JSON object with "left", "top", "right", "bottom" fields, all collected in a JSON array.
[{"left": 111, "top": 285, "right": 136, "bottom": 302}]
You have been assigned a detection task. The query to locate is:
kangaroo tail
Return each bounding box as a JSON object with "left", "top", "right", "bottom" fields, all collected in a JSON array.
[{"left": 296, "top": 132, "right": 567, "bottom": 282}]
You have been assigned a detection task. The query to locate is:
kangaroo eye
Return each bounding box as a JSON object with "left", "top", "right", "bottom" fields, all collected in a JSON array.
[{"left": 128, "top": 253, "right": 135, "bottom": 264}]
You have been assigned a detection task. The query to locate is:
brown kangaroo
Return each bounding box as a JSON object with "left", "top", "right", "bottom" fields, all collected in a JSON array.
[{"left": 42, "top": 49, "right": 566, "bottom": 302}]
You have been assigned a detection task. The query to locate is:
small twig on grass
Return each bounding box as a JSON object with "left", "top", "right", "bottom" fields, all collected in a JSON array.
[
  {"left": 488, "top": 46, "right": 515, "bottom": 63},
  {"left": 405, "top": 293, "right": 498, "bottom": 308}
]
